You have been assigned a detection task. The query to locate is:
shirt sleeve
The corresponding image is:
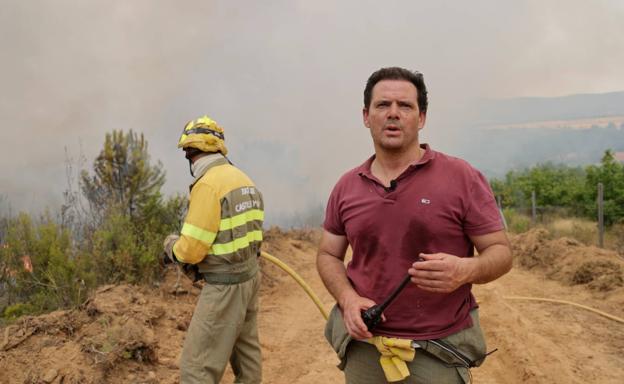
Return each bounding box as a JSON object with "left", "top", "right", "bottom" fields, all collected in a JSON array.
[
  {"left": 323, "top": 182, "right": 346, "bottom": 236},
  {"left": 463, "top": 169, "right": 505, "bottom": 236},
  {"left": 173, "top": 183, "right": 222, "bottom": 264}
]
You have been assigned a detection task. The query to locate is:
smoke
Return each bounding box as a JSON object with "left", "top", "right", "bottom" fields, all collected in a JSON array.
[{"left": 1, "top": 0, "right": 623, "bottom": 225}]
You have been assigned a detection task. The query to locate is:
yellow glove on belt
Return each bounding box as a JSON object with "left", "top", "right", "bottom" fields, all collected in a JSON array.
[{"left": 365, "top": 337, "right": 416, "bottom": 382}]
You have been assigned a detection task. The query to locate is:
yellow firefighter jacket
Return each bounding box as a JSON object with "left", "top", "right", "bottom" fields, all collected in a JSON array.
[{"left": 173, "top": 156, "right": 264, "bottom": 282}]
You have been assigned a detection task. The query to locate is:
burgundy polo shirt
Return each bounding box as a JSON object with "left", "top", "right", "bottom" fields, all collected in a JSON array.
[{"left": 323, "top": 144, "right": 503, "bottom": 339}]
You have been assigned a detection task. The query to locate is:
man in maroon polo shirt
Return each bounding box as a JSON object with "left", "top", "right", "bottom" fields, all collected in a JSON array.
[{"left": 317, "top": 67, "right": 512, "bottom": 384}]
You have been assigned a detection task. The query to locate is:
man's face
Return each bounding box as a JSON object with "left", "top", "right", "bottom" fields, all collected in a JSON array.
[{"left": 363, "top": 79, "right": 426, "bottom": 153}]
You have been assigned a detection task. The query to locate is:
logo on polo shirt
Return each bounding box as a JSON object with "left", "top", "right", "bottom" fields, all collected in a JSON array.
[{"left": 420, "top": 198, "right": 431, "bottom": 204}]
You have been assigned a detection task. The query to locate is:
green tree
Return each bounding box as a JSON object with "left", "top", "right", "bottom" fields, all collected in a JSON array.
[
  {"left": 522, "top": 164, "right": 585, "bottom": 208},
  {"left": 491, "top": 150, "right": 624, "bottom": 226},
  {"left": 79, "top": 130, "right": 185, "bottom": 285},
  {"left": 584, "top": 150, "right": 624, "bottom": 225},
  {"left": 81, "top": 130, "right": 165, "bottom": 220},
  {"left": 491, "top": 163, "right": 585, "bottom": 213}
]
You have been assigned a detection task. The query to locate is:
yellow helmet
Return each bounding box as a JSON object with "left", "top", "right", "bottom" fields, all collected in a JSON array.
[{"left": 178, "top": 115, "right": 228, "bottom": 155}]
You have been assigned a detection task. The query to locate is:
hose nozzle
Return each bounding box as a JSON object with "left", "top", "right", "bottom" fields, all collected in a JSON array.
[{"left": 361, "top": 274, "right": 412, "bottom": 331}]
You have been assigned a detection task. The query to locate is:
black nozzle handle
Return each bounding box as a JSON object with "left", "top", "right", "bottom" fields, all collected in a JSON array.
[
  {"left": 378, "top": 274, "right": 411, "bottom": 312},
  {"left": 361, "top": 274, "right": 412, "bottom": 331}
]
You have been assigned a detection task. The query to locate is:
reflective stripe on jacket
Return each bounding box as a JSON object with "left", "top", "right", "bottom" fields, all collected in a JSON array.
[{"left": 173, "top": 157, "right": 264, "bottom": 275}]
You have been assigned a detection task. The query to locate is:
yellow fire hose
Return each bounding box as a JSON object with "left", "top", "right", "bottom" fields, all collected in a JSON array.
[
  {"left": 504, "top": 296, "right": 624, "bottom": 324},
  {"left": 260, "top": 251, "right": 329, "bottom": 320}
]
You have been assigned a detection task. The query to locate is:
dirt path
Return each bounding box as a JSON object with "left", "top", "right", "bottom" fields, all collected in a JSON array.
[
  {"left": 1, "top": 228, "right": 623, "bottom": 383},
  {"left": 472, "top": 269, "right": 623, "bottom": 384}
]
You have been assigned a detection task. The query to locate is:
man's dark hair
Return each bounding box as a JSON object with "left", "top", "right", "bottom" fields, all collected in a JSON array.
[{"left": 363, "top": 67, "right": 428, "bottom": 114}]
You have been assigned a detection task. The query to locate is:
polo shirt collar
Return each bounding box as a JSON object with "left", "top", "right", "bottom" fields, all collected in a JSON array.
[{"left": 357, "top": 143, "right": 435, "bottom": 180}]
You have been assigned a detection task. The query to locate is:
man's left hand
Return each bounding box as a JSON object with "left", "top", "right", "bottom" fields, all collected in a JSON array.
[{"left": 407, "top": 253, "right": 473, "bottom": 293}]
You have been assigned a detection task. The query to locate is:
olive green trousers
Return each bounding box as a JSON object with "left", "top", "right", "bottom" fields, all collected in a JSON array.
[
  {"left": 180, "top": 273, "right": 262, "bottom": 384},
  {"left": 344, "top": 341, "right": 469, "bottom": 384},
  {"left": 325, "top": 305, "right": 487, "bottom": 384}
]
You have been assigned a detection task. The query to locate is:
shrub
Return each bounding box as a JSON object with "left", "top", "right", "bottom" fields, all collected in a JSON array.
[{"left": 3, "top": 302, "right": 36, "bottom": 319}]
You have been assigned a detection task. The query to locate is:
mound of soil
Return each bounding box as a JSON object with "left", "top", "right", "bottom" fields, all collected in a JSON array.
[
  {"left": 0, "top": 282, "right": 194, "bottom": 384},
  {"left": 511, "top": 229, "right": 624, "bottom": 292}
]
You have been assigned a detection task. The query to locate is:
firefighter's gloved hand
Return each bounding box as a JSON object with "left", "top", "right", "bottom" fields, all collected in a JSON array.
[
  {"left": 182, "top": 263, "right": 202, "bottom": 282},
  {"left": 162, "top": 234, "right": 180, "bottom": 264}
]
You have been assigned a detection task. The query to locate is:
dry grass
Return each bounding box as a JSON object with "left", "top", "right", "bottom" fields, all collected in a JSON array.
[{"left": 546, "top": 217, "right": 598, "bottom": 246}]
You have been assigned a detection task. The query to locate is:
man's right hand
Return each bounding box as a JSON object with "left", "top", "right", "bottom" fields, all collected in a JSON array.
[
  {"left": 317, "top": 230, "right": 380, "bottom": 339},
  {"left": 339, "top": 291, "right": 379, "bottom": 340}
]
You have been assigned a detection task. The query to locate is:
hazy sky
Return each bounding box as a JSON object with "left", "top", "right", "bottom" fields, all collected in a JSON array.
[{"left": 2, "top": 0, "right": 624, "bottom": 224}]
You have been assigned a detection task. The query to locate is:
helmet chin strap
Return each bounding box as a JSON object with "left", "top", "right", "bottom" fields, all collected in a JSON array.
[{"left": 188, "top": 158, "right": 194, "bottom": 177}]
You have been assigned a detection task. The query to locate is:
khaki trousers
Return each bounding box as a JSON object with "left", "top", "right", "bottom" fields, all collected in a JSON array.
[{"left": 180, "top": 273, "right": 262, "bottom": 384}]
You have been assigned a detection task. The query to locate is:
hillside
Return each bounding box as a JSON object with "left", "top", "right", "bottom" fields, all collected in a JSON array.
[
  {"left": 475, "top": 91, "right": 624, "bottom": 126},
  {"left": 1, "top": 228, "right": 623, "bottom": 384},
  {"left": 455, "top": 91, "right": 624, "bottom": 177}
]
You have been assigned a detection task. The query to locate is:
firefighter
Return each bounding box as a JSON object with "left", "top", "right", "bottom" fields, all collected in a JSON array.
[{"left": 163, "top": 115, "right": 264, "bottom": 384}]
